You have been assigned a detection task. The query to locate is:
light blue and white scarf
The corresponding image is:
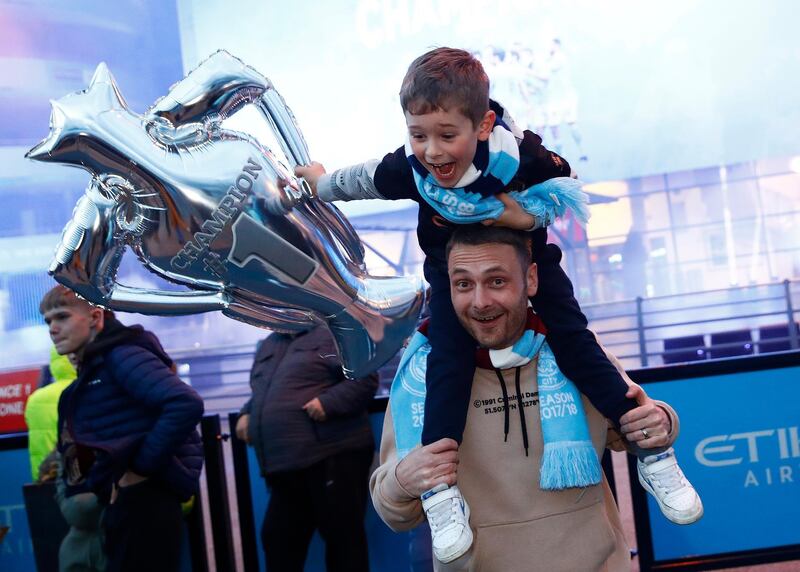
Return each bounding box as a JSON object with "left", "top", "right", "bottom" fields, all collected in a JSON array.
[
  {"left": 390, "top": 311, "right": 602, "bottom": 490},
  {"left": 405, "top": 116, "right": 590, "bottom": 227}
]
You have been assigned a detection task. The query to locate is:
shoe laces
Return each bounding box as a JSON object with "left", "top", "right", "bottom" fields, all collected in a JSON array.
[
  {"left": 428, "top": 497, "right": 463, "bottom": 533},
  {"left": 649, "top": 462, "right": 687, "bottom": 495}
]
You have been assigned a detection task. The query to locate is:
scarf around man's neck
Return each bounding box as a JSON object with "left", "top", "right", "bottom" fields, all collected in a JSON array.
[
  {"left": 404, "top": 108, "right": 590, "bottom": 227},
  {"left": 390, "top": 309, "right": 602, "bottom": 490}
]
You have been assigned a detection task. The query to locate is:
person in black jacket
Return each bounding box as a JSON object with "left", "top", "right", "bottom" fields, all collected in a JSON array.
[
  {"left": 235, "top": 325, "right": 378, "bottom": 572},
  {"left": 41, "top": 285, "right": 204, "bottom": 572}
]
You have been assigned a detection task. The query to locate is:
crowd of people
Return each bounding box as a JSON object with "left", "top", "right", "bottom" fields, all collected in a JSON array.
[{"left": 22, "top": 46, "right": 701, "bottom": 572}]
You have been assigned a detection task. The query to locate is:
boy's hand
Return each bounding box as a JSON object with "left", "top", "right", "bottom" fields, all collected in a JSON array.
[
  {"left": 294, "top": 161, "right": 326, "bottom": 196},
  {"left": 482, "top": 193, "right": 537, "bottom": 230}
]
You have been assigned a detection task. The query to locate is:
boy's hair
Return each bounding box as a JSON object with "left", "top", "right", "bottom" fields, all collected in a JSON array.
[
  {"left": 446, "top": 225, "right": 532, "bottom": 272},
  {"left": 39, "top": 284, "right": 113, "bottom": 320},
  {"left": 399, "top": 47, "right": 490, "bottom": 127}
]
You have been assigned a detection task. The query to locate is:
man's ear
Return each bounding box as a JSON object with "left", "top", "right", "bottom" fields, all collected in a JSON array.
[
  {"left": 477, "top": 109, "right": 496, "bottom": 141},
  {"left": 526, "top": 263, "right": 538, "bottom": 297},
  {"left": 88, "top": 307, "right": 105, "bottom": 331}
]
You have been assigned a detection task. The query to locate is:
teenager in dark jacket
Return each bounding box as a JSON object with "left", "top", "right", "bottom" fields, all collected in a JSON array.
[
  {"left": 41, "top": 285, "right": 203, "bottom": 572},
  {"left": 236, "top": 325, "right": 378, "bottom": 572}
]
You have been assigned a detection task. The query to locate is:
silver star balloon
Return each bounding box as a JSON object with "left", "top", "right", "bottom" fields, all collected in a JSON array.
[{"left": 26, "top": 50, "right": 425, "bottom": 378}]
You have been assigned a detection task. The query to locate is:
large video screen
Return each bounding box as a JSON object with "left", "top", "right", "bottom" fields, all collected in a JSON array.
[{"left": 179, "top": 0, "right": 800, "bottom": 184}]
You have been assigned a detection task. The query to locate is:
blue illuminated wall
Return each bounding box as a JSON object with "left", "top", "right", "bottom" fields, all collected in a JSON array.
[
  {"left": 0, "top": 1, "right": 198, "bottom": 370},
  {"left": 0, "top": 447, "right": 34, "bottom": 571}
]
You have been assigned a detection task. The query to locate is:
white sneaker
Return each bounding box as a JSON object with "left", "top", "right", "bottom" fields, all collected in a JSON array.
[
  {"left": 637, "top": 448, "right": 703, "bottom": 525},
  {"left": 421, "top": 484, "right": 473, "bottom": 563}
]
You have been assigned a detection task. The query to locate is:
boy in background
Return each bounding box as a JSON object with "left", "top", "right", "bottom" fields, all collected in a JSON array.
[{"left": 41, "top": 285, "right": 203, "bottom": 572}]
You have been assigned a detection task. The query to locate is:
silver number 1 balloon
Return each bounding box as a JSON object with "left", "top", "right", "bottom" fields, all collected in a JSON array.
[{"left": 26, "top": 50, "right": 425, "bottom": 378}]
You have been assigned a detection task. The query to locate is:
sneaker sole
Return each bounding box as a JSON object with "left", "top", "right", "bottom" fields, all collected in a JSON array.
[
  {"left": 435, "top": 526, "right": 474, "bottom": 563},
  {"left": 638, "top": 467, "right": 704, "bottom": 525}
]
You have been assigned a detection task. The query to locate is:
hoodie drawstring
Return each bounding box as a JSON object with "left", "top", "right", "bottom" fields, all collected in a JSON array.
[
  {"left": 494, "top": 368, "right": 510, "bottom": 442},
  {"left": 493, "top": 367, "right": 529, "bottom": 456},
  {"left": 513, "top": 366, "right": 529, "bottom": 457}
]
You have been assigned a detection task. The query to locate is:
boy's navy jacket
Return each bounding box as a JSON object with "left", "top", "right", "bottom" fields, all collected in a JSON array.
[
  {"left": 57, "top": 317, "right": 204, "bottom": 502},
  {"left": 372, "top": 100, "right": 572, "bottom": 271}
]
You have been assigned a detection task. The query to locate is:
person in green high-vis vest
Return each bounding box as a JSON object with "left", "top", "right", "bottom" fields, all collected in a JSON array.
[{"left": 25, "top": 346, "right": 76, "bottom": 480}]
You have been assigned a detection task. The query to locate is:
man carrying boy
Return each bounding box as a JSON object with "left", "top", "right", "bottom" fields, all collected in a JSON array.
[
  {"left": 297, "top": 47, "right": 701, "bottom": 563},
  {"left": 371, "top": 225, "right": 686, "bottom": 571},
  {"left": 41, "top": 285, "right": 204, "bottom": 572}
]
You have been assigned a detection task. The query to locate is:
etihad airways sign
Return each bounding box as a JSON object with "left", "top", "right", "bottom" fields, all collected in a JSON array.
[{"left": 695, "top": 426, "right": 800, "bottom": 487}]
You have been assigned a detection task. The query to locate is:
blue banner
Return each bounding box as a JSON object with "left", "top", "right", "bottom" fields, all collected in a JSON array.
[
  {"left": 641, "top": 362, "right": 800, "bottom": 561},
  {"left": 0, "top": 448, "right": 34, "bottom": 572}
]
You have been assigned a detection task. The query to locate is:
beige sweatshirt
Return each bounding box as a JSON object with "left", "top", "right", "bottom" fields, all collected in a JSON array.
[{"left": 370, "top": 355, "right": 679, "bottom": 572}]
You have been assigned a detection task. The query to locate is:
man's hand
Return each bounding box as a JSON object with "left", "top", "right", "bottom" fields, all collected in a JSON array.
[
  {"left": 235, "top": 413, "right": 251, "bottom": 443},
  {"left": 396, "top": 438, "right": 459, "bottom": 497},
  {"left": 294, "top": 161, "right": 326, "bottom": 196},
  {"left": 482, "top": 193, "right": 537, "bottom": 230},
  {"left": 619, "top": 384, "right": 672, "bottom": 448},
  {"left": 111, "top": 470, "right": 148, "bottom": 504},
  {"left": 303, "top": 397, "right": 327, "bottom": 421},
  {"left": 118, "top": 470, "right": 147, "bottom": 488}
]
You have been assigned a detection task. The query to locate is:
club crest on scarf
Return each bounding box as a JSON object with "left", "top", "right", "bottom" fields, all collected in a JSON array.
[{"left": 536, "top": 356, "right": 566, "bottom": 391}]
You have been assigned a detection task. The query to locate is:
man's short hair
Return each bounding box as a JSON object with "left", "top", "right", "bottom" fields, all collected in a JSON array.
[
  {"left": 446, "top": 225, "right": 532, "bottom": 271},
  {"left": 399, "top": 47, "right": 490, "bottom": 127},
  {"left": 39, "top": 284, "right": 113, "bottom": 319}
]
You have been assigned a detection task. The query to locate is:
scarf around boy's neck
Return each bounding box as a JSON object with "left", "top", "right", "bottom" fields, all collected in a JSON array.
[
  {"left": 389, "top": 308, "right": 602, "bottom": 491},
  {"left": 404, "top": 111, "right": 591, "bottom": 227}
]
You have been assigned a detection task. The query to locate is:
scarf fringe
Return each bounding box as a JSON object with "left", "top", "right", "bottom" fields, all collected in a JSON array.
[
  {"left": 512, "top": 177, "right": 591, "bottom": 228},
  {"left": 540, "top": 440, "right": 602, "bottom": 490}
]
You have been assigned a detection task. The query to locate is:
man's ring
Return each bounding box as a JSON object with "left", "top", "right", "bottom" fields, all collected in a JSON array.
[{"left": 641, "top": 428, "right": 649, "bottom": 439}]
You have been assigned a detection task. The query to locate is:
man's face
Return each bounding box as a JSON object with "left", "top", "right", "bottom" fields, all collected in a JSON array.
[
  {"left": 43, "top": 305, "right": 100, "bottom": 356},
  {"left": 405, "top": 107, "right": 494, "bottom": 188},
  {"left": 448, "top": 242, "right": 538, "bottom": 349}
]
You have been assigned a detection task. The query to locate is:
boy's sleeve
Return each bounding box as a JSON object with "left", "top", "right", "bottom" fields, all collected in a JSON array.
[
  {"left": 603, "top": 347, "right": 681, "bottom": 450},
  {"left": 517, "top": 130, "right": 573, "bottom": 183},
  {"left": 317, "top": 145, "right": 416, "bottom": 202}
]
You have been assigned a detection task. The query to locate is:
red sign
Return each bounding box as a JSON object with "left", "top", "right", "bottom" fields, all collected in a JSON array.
[{"left": 0, "top": 369, "right": 39, "bottom": 433}]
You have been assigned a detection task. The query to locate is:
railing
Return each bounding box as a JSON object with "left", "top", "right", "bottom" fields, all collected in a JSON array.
[
  {"left": 170, "top": 278, "right": 800, "bottom": 411},
  {"left": 584, "top": 279, "right": 800, "bottom": 369}
]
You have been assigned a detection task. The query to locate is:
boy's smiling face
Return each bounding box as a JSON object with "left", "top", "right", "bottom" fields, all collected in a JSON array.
[{"left": 405, "top": 107, "right": 494, "bottom": 188}]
